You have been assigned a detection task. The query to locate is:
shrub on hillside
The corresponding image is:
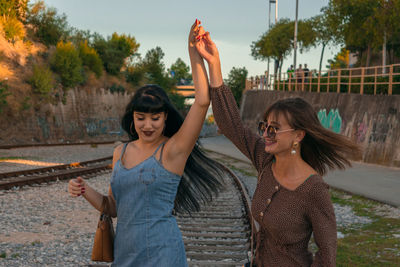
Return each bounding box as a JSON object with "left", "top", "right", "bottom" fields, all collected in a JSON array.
[
  {"left": 0, "top": 0, "right": 28, "bottom": 21},
  {"left": 0, "top": 16, "right": 25, "bottom": 42},
  {"left": 78, "top": 41, "right": 103, "bottom": 78},
  {"left": 0, "top": 80, "right": 10, "bottom": 113},
  {"left": 109, "top": 84, "right": 125, "bottom": 94},
  {"left": 26, "top": 1, "right": 69, "bottom": 46},
  {"left": 51, "top": 41, "right": 83, "bottom": 88},
  {"left": 29, "top": 64, "right": 54, "bottom": 96}
]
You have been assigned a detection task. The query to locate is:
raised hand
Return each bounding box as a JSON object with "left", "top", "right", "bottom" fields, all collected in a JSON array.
[
  {"left": 195, "top": 30, "right": 220, "bottom": 65},
  {"left": 188, "top": 19, "right": 201, "bottom": 50}
]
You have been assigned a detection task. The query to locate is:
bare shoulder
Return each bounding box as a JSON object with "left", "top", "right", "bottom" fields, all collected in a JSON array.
[{"left": 113, "top": 143, "right": 125, "bottom": 160}]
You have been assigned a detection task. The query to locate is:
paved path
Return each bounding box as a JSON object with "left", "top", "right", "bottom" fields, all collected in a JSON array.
[{"left": 200, "top": 135, "right": 400, "bottom": 207}]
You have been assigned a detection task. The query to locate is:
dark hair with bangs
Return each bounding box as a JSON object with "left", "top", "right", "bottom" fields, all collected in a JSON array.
[
  {"left": 121, "top": 84, "right": 225, "bottom": 213},
  {"left": 264, "top": 97, "right": 361, "bottom": 176}
]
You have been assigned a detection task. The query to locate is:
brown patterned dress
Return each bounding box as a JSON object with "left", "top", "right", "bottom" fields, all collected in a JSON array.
[{"left": 210, "top": 84, "right": 336, "bottom": 266}]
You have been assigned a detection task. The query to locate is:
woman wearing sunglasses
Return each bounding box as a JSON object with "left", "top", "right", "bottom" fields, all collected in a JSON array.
[{"left": 193, "top": 23, "right": 361, "bottom": 266}]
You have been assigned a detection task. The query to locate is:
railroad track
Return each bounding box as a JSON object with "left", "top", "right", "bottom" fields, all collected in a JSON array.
[
  {"left": 0, "top": 141, "right": 121, "bottom": 150},
  {"left": 177, "top": 162, "right": 252, "bottom": 267},
  {"left": 2, "top": 154, "right": 253, "bottom": 266},
  {"left": 0, "top": 157, "right": 112, "bottom": 190}
]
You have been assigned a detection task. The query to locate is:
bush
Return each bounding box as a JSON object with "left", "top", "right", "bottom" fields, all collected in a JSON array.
[
  {"left": 224, "top": 67, "right": 248, "bottom": 106},
  {"left": 0, "top": 16, "right": 25, "bottom": 42},
  {"left": 78, "top": 41, "right": 103, "bottom": 77},
  {"left": 29, "top": 64, "right": 54, "bottom": 96},
  {"left": 125, "top": 67, "right": 144, "bottom": 86},
  {"left": 51, "top": 41, "right": 83, "bottom": 88},
  {"left": 0, "top": 0, "right": 28, "bottom": 21},
  {"left": 26, "top": 1, "right": 69, "bottom": 46},
  {"left": 109, "top": 84, "right": 125, "bottom": 94},
  {"left": 0, "top": 80, "right": 10, "bottom": 113}
]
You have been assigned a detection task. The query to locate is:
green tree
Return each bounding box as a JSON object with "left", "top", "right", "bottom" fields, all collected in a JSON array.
[
  {"left": 251, "top": 19, "right": 293, "bottom": 79},
  {"left": 310, "top": 13, "right": 337, "bottom": 73},
  {"left": 168, "top": 58, "right": 192, "bottom": 85},
  {"left": 365, "top": 0, "right": 400, "bottom": 64},
  {"left": 93, "top": 32, "right": 140, "bottom": 75},
  {"left": 126, "top": 47, "right": 186, "bottom": 112},
  {"left": 224, "top": 67, "right": 248, "bottom": 107},
  {"left": 26, "top": 0, "right": 70, "bottom": 46},
  {"left": 251, "top": 18, "right": 316, "bottom": 78},
  {"left": 78, "top": 40, "right": 103, "bottom": 78},
  {"left": 51, "top": 41, "right": 83, "bottom": 88},
  {"left": 324, "top": 0, "right": 380, "bottom": 67}
]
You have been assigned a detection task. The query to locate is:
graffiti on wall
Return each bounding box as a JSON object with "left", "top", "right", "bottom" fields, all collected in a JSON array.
[
  {"left": 369, "top": 114, "right": 390, "bottom": 143},
  {"left": 37, "top": 117, "right": 50, "bottom": 139},
  {"left": 355, "top": 121, "right": 368, "bottom": 143},
  {"left": 317, "top": 109, "right": 342, "bottom": 133},
  {"left": 85, "top": 118, "right": 124, "bottom": 137}
]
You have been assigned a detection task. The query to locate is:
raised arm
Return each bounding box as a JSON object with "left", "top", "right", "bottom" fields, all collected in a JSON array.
[
  {"left": 195, "top": 31, "right": 267, "bottom": 171},
  {"left": 166, "top": 20, "right": 210, "bottom": 162}
]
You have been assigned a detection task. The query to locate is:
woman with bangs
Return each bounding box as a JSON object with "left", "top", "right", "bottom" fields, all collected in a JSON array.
[
  {"left": 67, "top": 20, "right": 225, "bottom": 267},
  {"left": 191, "top": 22, "right": 361, "bottom": 266}
]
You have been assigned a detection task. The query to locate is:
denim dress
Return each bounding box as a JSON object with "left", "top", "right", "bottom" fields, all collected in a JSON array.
[{"left": 110, "top": 142, "right": 187, "bottom": 267}]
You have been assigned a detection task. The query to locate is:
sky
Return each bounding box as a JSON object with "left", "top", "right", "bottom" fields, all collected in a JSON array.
[{"left": 42, "top": 0, "right": 338, "bottom": 79}]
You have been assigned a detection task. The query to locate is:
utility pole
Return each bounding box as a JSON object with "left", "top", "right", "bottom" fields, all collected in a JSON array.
[
  {"left": 267, "top": 0, "right": 278, "bottom": 89},
  {"left": 293, "top": 0, "right": 299, "bottom": 72}
]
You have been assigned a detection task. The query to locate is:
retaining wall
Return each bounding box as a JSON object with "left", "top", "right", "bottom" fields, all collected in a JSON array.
[
  {"left": 0, "top": 88, "right": 132, "bottom": 145},
  {"left": 240, "top": 90, "right": 400, "bottom": 167}
]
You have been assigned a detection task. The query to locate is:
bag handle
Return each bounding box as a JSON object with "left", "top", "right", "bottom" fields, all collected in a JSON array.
[{"left": 100, "top": 196, "right": 109, "bottom": 215}]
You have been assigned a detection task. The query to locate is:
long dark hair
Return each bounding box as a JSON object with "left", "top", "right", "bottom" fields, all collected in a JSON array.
[
  {"left": 121, "top": 85, "right": 225, "bottom": 213},
  {"left": 264, "top": 97, "right": 362, "bottom": 176}
]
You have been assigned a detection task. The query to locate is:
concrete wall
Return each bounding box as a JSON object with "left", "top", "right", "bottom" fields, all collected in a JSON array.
[
  {"left": 240, "top": 90, "right": 400, "bottom": 167},
  {"left": 0, "top": 88, "right": 132, "bottom": 145}
]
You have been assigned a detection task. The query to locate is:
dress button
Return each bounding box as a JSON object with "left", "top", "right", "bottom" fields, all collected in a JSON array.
[
  {"left": 275, "top": 185, "right": 279, "bottom": 190},
  {"left": 267, "top": 199, "right": 271, "bottom": 204},
  {"left": 260, "top": 212, "right": 264, "bottom": 217}
]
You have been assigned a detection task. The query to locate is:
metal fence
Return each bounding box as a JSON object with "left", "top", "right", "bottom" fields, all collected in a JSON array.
[{"left": 246, "top": 64, "right": 400, "bottom": 95}]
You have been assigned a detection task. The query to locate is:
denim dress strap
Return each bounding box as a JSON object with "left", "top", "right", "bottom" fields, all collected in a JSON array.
[
  {"left": 119, "top": 142, "right": 129, "bottom": 161},
  {"left": 158, "top": 143, "right": 166, "bottom": 164},
  {"left": 152, "top": 141, "right": 166, "bottom": 158}
]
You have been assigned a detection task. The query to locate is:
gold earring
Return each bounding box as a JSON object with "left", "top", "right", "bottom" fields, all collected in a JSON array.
[{"left": 291, "top": 142, "right": 298, "bottom": 155}]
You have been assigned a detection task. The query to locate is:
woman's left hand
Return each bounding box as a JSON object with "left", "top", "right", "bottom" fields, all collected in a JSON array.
[{"left": 194, "top": 29, "right": 220, "bottom": 65}]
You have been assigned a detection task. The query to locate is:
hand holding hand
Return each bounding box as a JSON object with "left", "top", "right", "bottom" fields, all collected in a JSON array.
[
  {"left": 195, "top": 29, "right": 220, "bottom": 65},
  {"left": 68, "top": 176, "right": 86, "bottom": 197}
]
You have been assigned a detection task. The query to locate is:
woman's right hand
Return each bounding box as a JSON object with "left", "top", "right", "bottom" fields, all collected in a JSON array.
[{"left": 68, "top": 176, "right": 86, "bottom": 197}]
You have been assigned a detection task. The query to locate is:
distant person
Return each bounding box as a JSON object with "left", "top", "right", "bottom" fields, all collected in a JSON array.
[
  {"left": 68, "top": 20, "right": 225, "bottom": 266},
  {"left": 192, "top": 23, "right": 361, "bottom": 267},
  {"left": 303, "top": 64, "right": 310, "bottom": 83},
  {"left": 287, "top": 64, "right": 294, "bottom": 78},
  {"left": 296, "top": 64, "right": 303, "bottom": 84},
  {"left": 287, "top": 64, "right": 294, "bottom": 83}
]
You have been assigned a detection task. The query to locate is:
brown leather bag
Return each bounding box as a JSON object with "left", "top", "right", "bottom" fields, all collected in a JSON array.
[{"left": 91, "top": 196, "right": 115, "bottom": 262}]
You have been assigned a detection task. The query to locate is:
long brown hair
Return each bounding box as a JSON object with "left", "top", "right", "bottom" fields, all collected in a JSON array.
[{"left": 264, "top": 97, "right": 362, "bottom": 176}]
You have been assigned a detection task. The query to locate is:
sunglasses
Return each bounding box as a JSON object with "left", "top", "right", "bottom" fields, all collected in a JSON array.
[{"left": 257, "top": 121, "right": 295, "bottom": 139}]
